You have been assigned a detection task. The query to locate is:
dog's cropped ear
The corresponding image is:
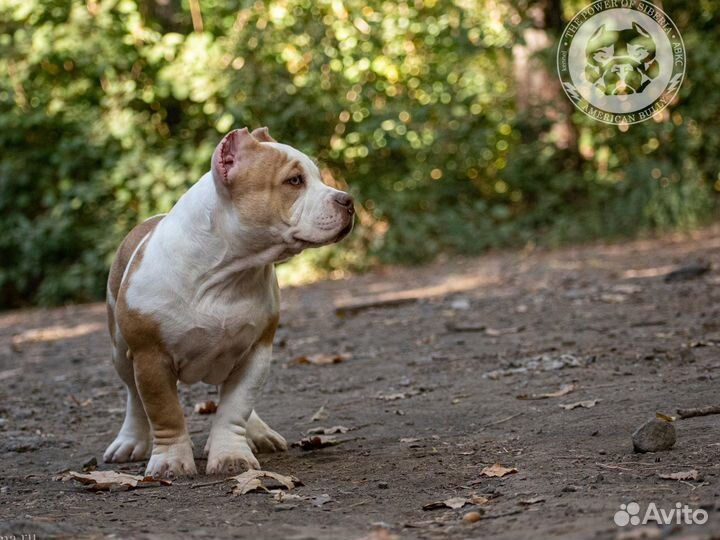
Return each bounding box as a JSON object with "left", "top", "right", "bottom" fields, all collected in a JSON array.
[
  {"left": 251, "top": 126, "right": 276, "bottom": 143},
  {"left": 211, "top": 128, "right": 259, "bottom": 192},
  {"left": 631, "top": 22, "right": 650, "bottom": 37}
]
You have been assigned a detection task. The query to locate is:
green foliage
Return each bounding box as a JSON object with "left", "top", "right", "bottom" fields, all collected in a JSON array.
[{"left": 0, "top": 0, "right": 718, "bottom": 307}]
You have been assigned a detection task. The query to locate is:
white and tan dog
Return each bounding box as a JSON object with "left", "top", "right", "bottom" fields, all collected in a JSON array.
[{"left": 103, "top": 127, "right": 354, "bottom": 477}]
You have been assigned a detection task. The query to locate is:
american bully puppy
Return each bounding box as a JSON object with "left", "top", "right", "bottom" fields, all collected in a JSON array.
[{"left": 104, "top": 127, "right": 354, "bottom": 477}]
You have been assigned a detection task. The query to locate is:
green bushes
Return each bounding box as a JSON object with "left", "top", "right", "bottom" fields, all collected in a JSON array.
[{"left": 1, "top": 0, "right": 718, "bottom": 308}]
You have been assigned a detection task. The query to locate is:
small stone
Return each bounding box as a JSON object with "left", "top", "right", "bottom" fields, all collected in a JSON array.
[
  {"left": 378, "top": 481, "right": 389, "bottom": 489},
  {"left": 463, "top": 511, "right": 483, "bottom": 523},
  {"left": 632, "top": 418, "right": 676, "bottom": 453},
  {"left": 451, "top": 298, "right": 471, "bottom": 310}
]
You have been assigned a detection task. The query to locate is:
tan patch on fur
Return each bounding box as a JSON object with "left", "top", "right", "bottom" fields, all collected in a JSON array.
[
  {"left": 107, "top": 215, "right": 164, "bottom": 342},
  {"left": 258, "top": 272, "right": 280, "bottom": 347},
  {"left": 114, "top": 228, "right": 162, "bottom": 354},
  {"left": 259, "top": 313, "right": 279, "bottom": 346},
  {"left": 228, "top": 144, "right": 304, "bottom": 228},
  {"left": 114, "top": 232, "right": 188, "bottom": 444},
  {"left": 108, "top": 215, "right": 164, "bottom": 302}
]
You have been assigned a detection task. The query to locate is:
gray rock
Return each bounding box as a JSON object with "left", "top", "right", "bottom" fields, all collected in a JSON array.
[{"left": 632, "top": 418, "right": 676, "bottom": 453}]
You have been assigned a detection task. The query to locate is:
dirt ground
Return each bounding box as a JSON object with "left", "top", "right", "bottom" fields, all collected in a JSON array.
[{"left": 2, "top": 228, "right": 720, "bottom": 540}]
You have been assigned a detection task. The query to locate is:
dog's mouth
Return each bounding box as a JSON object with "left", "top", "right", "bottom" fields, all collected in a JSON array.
[
  {"left": 292, "top": 222, "right": 353, "bottom": 247},
  {"left": 335, "top": 222, "right": 353, "bottom": 242}
]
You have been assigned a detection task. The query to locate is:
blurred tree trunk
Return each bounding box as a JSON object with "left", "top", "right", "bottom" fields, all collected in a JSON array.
[
  {"left": 512, "top": 0, "right": 577, "bottom": 150},
  {"left": 137, "top": 0, "right": 189, "bottom": 32}
]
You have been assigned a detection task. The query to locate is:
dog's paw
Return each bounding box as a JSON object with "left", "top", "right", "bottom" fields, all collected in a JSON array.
[
  {"left": 246, "top": 414, "right": 288, "bottom": 454},
  {"left": 206, "top": 436, "right": 260, "bottom": 475},
  {"left": 145, "top": 442, "right": 197, "bottom": 479},
  {"left": 103, "top": 431, "right": 151, "bottom": 463}
]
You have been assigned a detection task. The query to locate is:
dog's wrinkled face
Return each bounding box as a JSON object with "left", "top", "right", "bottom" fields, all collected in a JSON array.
[
  {"left": 585, "top": 22, "right": 658, "bottom": 95},
  {"left": 211, "top": 127, "right": 354, "bottom": 255}
]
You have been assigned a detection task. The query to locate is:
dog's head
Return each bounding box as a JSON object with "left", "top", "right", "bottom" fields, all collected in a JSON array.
[
  {"left": 584, "top": 22, "right": 658, "bottom": 95},
  {"left": 210, "top": 127, "right": 354, "bottom": 256}
]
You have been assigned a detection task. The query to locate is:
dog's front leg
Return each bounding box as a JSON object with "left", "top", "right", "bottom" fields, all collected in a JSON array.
[
  {"left": 134, "top": 349, "right": 197, "bottom": 478},
  {"left": 204, "top": 343, "right": 273, "bottom": 474}
]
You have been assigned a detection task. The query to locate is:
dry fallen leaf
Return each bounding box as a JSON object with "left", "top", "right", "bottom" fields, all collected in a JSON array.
[
  {"left": 423, "top": 493, "right": 489, "bottom": 511},
  {"left": 375, "top": 389, "right": 421, "bottom": 401},
  {"left": 52, "top": 470, "right": 72, "bottom": 482},
  {"left": 294, "top": 353, "right": 351, "bottom": 366},
  {"left": 443, "top": 496, "right": 470, "bottom": 509},
  {"left": 559, "top": 399, "right": 601, "bottom": 410},
  {"left": 311, "top": 494, "right": 333, "bottom": 507},
  {"left": 375, "top": 392, "right": 408, "bottom": 401},
  {"left": 272, "top": 490, "right": 306, "bottom": 502},
  {"left": 230, "top": 470, "right": 301, "bottom": 496},
  {"left": 292, "top": 435, "right": 342, "bottom": 451},
  {"left": 423, "top": 497, "right": 470, "bottom": 510},
  {"left": 194, "top": 400, "right": 218, "bottom": 414},
  {"left": 69, "top": 394, "right": 93, "bottom": 407},
  {"left": 658, "top": 469, "right": 699, "bottom": 481},
  {"left": 68, "top": 471, "right": 171, "bottom": 491},
  {"left": 307, "top": 425, "right": 350, "bottom": 435},
  {"left": 516, "top": 384, "right": 576, "bottom": 400},
  {"left": 480, "top": 464, "right": 518, "bottom": 478}
]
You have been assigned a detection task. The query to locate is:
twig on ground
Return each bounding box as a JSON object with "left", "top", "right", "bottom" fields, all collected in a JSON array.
[
  {"left": 190, "top": 478, "right": 232, "bottom": 489},
  {"left": 595, "top": 463, "right": 634, "bottom": 472},
  {"left": 480, "top": 412, "right": 522, "bottom": 430},
  {"left": 677, "top": 405, "right": 720, "bottom": 419},
  {"left": 335, "top": 294, "right": 419, "bottom": 316}
]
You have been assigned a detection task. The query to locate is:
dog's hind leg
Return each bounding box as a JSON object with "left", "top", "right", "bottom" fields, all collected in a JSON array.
[{"left": 103, "top": 339, "right": 152, "bottom": 463}]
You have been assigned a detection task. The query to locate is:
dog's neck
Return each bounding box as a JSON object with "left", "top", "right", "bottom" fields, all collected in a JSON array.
[{"left": 156, "top": 173, "right": 286, "bottom": 303}]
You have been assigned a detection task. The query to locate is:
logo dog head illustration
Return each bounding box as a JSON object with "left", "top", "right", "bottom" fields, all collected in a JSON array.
[{"left": 585, "top": 22, "right": 659, "bottom": 95}]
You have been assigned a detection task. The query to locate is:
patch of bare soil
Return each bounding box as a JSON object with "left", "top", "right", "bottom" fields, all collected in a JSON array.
[{"left": 2, "top": 227, "right": 720, "bottom": 539}]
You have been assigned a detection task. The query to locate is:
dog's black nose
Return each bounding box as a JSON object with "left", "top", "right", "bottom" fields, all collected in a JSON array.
[{"left": 333, "top": 192, "right": 355, "bottom": 214}]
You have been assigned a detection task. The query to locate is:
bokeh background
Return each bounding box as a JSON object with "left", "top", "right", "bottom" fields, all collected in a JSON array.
[{"left": 1, "top": 0, "right": 718, "bottom": 308}]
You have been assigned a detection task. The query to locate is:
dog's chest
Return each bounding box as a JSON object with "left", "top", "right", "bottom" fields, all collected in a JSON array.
[{"left": 163, "top": 305, "right": 272, "bottom": 385}]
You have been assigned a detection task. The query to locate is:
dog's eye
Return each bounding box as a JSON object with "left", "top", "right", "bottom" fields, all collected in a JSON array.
[{"left": 284, "top": 175, "right": 304, "bottom": 186}]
